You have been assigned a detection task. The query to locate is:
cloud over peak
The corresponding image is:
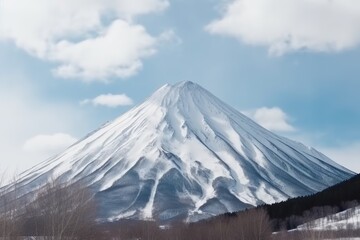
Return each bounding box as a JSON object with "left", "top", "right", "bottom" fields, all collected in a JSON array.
[{"left": 207, "top": 0, "right": 360, "bottom": 55}]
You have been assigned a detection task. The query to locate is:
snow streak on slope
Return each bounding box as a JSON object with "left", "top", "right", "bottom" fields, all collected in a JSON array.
[{"left": 7, "top": 81, "right": 354, "bottom": 222}]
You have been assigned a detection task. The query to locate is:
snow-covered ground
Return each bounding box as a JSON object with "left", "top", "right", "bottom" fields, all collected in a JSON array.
[
  {"left": 327, "top": 238, "right": 360, "bottom": 240},
  {"left": 298, "top": 206, "right": 360, "bottom": 231}
]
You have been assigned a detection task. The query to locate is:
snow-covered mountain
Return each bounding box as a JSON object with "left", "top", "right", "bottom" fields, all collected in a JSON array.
[{"left": 9, "top": 81, "right": 354, "bottom": 222}]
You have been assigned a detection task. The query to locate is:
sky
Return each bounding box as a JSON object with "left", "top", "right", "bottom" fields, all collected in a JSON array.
[{"left": 0, "top": 0, "right": 359, "bottom": 177}]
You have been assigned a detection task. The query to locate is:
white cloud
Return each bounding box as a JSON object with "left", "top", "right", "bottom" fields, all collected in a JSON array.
[
  {"left": 52, "top": 20, "right": 156, "bottom": 80},
  {"left": 81, "top": 93, "right": 134, "bottom": 107},
  {"left": 320, "top": 143, "right": 360, "bottom": 174},
  {"left": 243, "top": 107, "right": 296, "bottom": 132},
  {"left": 23, "top": 133, "right": 78, "bottom": 156},
  {"left": 244, "top": 107, "right": 360, "bottom": 173},
  {"left": 206, "top": 0, "right": 360, "bottom": 55},
  {"left": 0, "top": 0, "right": 169, "bottom": 81},
  {"left": 282, "top": 133, "right": 360, "bottom": 173}
]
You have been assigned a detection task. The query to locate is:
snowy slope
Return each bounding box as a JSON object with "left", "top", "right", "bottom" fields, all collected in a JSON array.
[
  {"left": 297, "top": 206, "right": 360, "bottom": 231},
  {"left": 6, "top": 81, "right": 354, "bottom": 222}
]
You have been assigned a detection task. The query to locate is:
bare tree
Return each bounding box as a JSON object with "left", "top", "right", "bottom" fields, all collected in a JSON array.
[
  {"left": 0, "top": 175, "right": 22, "bottom": 239},
  {"left": 23, "top": 179, "right": 97, "bottom": 239}
]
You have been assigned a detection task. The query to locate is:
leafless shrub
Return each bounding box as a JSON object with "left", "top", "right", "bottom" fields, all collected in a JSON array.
[
  {"left": 103, "top": 208, "right": 272, "bottom": 240},
  {"left": 21, "top": 179, "right": 98, "bottom": 239},
  {"left": 0, "top": 175, "right": 23, "bottom": 239}
]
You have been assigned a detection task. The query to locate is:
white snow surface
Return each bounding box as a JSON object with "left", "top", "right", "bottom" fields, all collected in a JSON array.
[
  {"left": 4, "top": 81, "right": 354, "bottom": 222},
  {"left": 297, "top": 206, "right": 360, "bottom": 231}
]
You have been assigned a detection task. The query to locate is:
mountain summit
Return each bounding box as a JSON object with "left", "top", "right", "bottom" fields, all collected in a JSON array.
[{"left": 12, "top": 81, "right": 353, "bottom": 222}]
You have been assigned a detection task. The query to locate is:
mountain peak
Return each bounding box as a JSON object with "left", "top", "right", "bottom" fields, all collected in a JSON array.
[
  {"left": 148, "top": 81, "right": 205, "bottom": 107},
  {"left": 173, "top": 80, "right": 197, "bottom": 88},
  {"left": 157, "top": 81, "right": 200, "bottom": 93}
]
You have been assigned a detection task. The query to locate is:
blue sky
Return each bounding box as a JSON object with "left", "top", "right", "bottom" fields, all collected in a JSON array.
[{"left": 0, "top": 0, "right": 359, "bottom": 175}]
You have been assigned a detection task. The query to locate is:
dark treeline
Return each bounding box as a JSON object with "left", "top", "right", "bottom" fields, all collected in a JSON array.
[{"left": 260, "top": 173, "right": 360, "bottom": 230}]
